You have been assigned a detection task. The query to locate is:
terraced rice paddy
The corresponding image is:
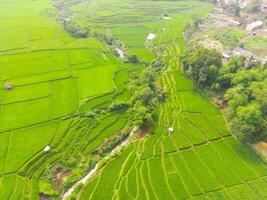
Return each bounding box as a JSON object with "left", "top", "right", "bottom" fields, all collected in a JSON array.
[{"left": 0, "top": 0, "right": 267, "bottom": 199}]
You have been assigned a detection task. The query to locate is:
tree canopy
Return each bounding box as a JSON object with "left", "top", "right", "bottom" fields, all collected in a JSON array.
[{"left": 181, "top": 45, "right": 267, "bottom": 143}]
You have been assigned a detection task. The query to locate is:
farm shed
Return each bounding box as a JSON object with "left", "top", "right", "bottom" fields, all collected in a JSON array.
[
  {"left": 246, "top": 21, "right": 263, "bottom": 32},
  {"left": 168, "top": 127, "right": 174, "bottom": 134},
  {"left": 44, "top": 146, "right": 51, "bottom": 153},
  {"left": 222, "top": 52, "right": 231, "bottom": 60},
  {"left": 147, "top": 33, "right": 156, "bottom": 40},
  {"left": 4, "top": 83, "right": 13, "bottom": 90}
]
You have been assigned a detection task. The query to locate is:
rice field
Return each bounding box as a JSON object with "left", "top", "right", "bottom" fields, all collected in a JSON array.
[{"left": 0, "top": 0, "right": 266, "bottom": 200}]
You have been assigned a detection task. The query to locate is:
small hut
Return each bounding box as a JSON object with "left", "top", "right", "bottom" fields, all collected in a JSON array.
[
  {"left": 168, "top": 127, "right": 174, "bottom": 134},
  {"left": 222, "top": 52, "right": 231, "bottom": 60},
  {"left": 147, "top": 33, "right": 156, "bottom": 41},
  {"left": 44, "top": 146, "right": 51, "bottom": 153},
  {"left": 4, "top": 83, "right": 13, "bottom": 90}
]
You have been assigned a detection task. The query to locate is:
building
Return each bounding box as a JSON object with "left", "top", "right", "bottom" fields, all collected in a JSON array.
[
  {"left": 44, "top": 146, "right": 51, "bottom": 153},
  {"left": 147, "top": 33, "right": 156, "bottom": 41},
  {"left": 168, "top": 127, "right": 174, "bottom": 134},
  {"left": 222, "top": 52, "right": 231, "bottom": 60},
  {"left": 4, "top": 83, "right": 13, "bottom": 90}
]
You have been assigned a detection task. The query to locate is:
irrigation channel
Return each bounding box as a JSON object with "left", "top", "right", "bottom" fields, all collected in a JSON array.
[{"left": 62, "top": 126, "right": 139, "bottom": 199}]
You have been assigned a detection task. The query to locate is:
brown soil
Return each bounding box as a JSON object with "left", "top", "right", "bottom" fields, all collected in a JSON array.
[
  {"left": 252, "top": 141, "right": 267, "bottom": 157},
  {"left": 55, "top": 169, "right": 72, "bottom": 191},
  {"left": 138, "top": 123, "right": 150, "bottom": 138},
  {"left": 39, "top": 193, "right": 50, "bottom": 200}
]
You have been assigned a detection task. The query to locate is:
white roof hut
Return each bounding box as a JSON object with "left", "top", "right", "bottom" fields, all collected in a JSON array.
[
  {"left": 162, "top": 16, "right": 171, "bottom": 20},
  {"left": 4, "top": 83, "right": 13, "bottom": 90},
  {"left": 147, "top": 33, "right": 156, "bottom": 41},
  {"left": 168, "top": 127, "right": 174, "bottom": 134},
  {"left": 222, "top": 53, "right": 231, "bottom": 60},
  {"left": 246, "top": 21, "right": 263, "bottom": 32},
  {"left": 44, "top": 146, "right": 51, "bottom": 153}
]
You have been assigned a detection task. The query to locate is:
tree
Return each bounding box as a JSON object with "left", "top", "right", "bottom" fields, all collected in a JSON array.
[
  {"left": 128, "top": 54, "right": 139, "bottom": 63},
  {"left": 181, "top": 45, "right": 222, "bottom": 87},
  {"left": 232, "top": 103, "right": 264, "bottom": 142},
  {"left": 224, "top": 85, "right": 248, "bottom": 113},
  {"left": 225, "top": 2, "right": 240, "bottom": 16},
  {"left": 215, "top": 56, "right": 245, "bottom": 89},
  {"left": 129, "top": 100, "right": 153, "bottom": 126}
]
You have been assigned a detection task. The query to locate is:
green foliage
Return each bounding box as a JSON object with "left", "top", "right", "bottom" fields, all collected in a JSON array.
[
  {"left": 224, "top": 2, "right": 240, "bottom": 16},
  {"left": 182, "top": 44, "right": 266, "bottom": 142},
  {"left": 128, "top": 68, "right": 162, "bottom": 127},
  {"left": 63, "top": 21, "right": 89, "bottom": 38},
  {"left": 39, "top": 180, "right": 59, "bottom": 198},
  {"left": 224, "top": 66, "right": 267, "bottom": 142},
  {"left": 181, "top": 45, "right": 222, "bottom": 87}
]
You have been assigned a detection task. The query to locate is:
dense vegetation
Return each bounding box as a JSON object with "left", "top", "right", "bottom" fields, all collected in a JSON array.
[{"left": 181, "top": 45, "right": 267, "bottom": 143}]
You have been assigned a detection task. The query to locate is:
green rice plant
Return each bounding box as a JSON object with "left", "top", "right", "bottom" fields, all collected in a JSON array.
[
  {"left": 210, "top": 139, "right": 257, "bottom": 181},
  {"left": 73, "top": 65, "right": 119, "bottom": 99},
  {"left": 83, "top": 114, "right": 128, "bottom": 154},
  {"left": 190, "top": 194, "right": 210, "bottom": 200},
  {"left": 247, "top": 179, "right": 267, "bottom": 199},
  {"left": 49, "top": 119, "right": 73, "bottom": 147},
  {"left": 11, "top": 69, "right": 72, "bottom": 86},
  {"left": 0, "top": 175, "right": 16, "bottom": 200},
  {"left": 148, "top": 156, "right": 174, "bottom": 200},
  {"left": 171, "top": 127, "right": 192, "bottom": 149},
  {"left": 0, "top": 98, "right": 51, "bottom": 133},
  {"left": 204, "top": 114, "right": 230, "bottom": 136},
  {"left": 9, "top": 176, "right": 28, "bottom": 200},
  {"left": 174, "top": 70, "right": 194, "bottom": 91},
  {"left": 79, "top": 176, "right": 100, "bottom": 200},
  {"left": 0, "top": 132, "right": 9, "bottom": 174},
  {"left": 118, "top": 177, "right": 131, "bottom": 199},
  {"left": 50, "top": 78, "right": 79, "bottom": 118},
  {"left": 227, "top": 184, "right": 259, "bottom": 200},
  {"left": 178, "top": 91, "right": 220, "bottom": 114},
  {"left": 83, "top": 146, "right": 131, "bottom": 199},
  {"left": 224, "top": 137, "right": 267, "bottom": 177},
  {"left": 141, "top": 136, "right": 158, "bottom": 159},
  {"left": 163, "top": 155, "right": 190, "bottom": 199},
  {"left": 4, "top": 123, "right": 55, "bottom": 173},
  {"left": 140, "top": 161, "right": 158, "bottom": 200},
  {"left": 126, "top": 162, "right": 138, "bottom": 199},
  {"left": 207, "top": 189, "right": 233, "bottom": 200},
  {"left": 181, "top": 150, "right": 222, "bottom": 192},
  {"left": 135, "top": 162, "right": 147, "bottom": 200},
  {"left": 194, "top": 145, "right": 242, "bottom": 187},
  {"left": 162, "top": 135, "right": 177, "bottom": 153},
  {"left": 2, "top": 82, "right": 50, "bottom": 105},
  {"left": 128, "top": 48, "right": 155, "bottom": 62},
  {"left": 153, "top": 137, "right": 163, "bottom": 157},
  {"left": 184, "top": 113, "right": 221, "bottom": 140},
  {"left": 170, "top": 153, "right": 203, "bottom": 196}
]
